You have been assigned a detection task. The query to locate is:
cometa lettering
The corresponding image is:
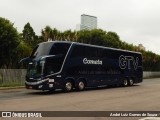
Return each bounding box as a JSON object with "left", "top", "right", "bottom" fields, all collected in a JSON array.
[{"left": 83, "top": 58, "right": 103, "bottom": 65}]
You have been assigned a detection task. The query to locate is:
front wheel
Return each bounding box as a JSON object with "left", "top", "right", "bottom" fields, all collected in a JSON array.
[{"left": 64, "top": 81, "right": 73, "bottom": 92}]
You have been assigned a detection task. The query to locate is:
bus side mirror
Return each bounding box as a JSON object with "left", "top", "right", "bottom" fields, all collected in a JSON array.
[{"left": 19, "top": 57, "right": 31, "bottom": 64}]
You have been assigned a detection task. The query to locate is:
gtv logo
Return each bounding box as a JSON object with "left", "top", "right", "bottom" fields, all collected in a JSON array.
[{"left": 119, "top": 55, "right": 139, "bottom": 70}]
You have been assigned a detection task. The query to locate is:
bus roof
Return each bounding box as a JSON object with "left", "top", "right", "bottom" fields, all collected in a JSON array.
[
  {"left": 39, "top": 41, "right": 141, "bottom": 55},
  {"left": 73, "top": 42, "right": 142, "bottom": 55}
]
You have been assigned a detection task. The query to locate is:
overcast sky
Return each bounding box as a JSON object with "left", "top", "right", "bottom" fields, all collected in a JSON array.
[{"left": 0, "top": 0, "right": 160, "bottom": 54}]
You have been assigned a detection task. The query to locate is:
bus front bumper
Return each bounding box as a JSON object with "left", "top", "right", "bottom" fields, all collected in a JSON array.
[{"left": 25, "top": 78, "right": 55, "bottom": 90}]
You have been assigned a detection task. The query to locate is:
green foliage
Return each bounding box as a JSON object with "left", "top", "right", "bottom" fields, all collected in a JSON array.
[
  {"left": 0, "top": 17, "right": 20, "bottom": 68},
  {"left": 22, "top": 23, "right": 35, "bottom": 41},
  {"left": 77, "top": 29, "right": 121, "bottom": 48},
  {"left": 0, "top": 17, "right": 32, "bottom": 68},
  {"left": 41, "top": 26, "right": 78, "bottom": 41},
  {"left": 105, "top": 31, "right": 121, "bottom": 48},
  {"left": 141, "top": 51, "right": 160, "bottom": 71},
  {"left": 41, "top": 26, "right": 52, "bottom": 41},
  {"left": 78, "top": 30, "right": 92, "bottom": 43},
  {"left": 15, "top": 41, "right": 32, "bottom": 68},
  {"left": 22, "top": 22, "right": 41, "bottom": 48}
]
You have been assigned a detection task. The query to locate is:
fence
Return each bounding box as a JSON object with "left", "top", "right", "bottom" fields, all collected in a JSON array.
[
  {"left": 143, "top": 71, "right": 160, "bottom": 79},
  {"left": 0, "top": 69, "right": 160, "bottom": 87},
  {"left": 0, "top": 69, "right": 26, "bottom": 87}
]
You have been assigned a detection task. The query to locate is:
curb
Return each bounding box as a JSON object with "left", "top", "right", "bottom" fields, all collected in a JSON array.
[{"left": 0, "top": 86, "right": 25, "bottom": 90}]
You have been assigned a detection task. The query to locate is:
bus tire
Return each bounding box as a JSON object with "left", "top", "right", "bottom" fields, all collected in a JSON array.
[
  {"left": 77, "top": 80, "right": 85, "bottom": 91},
  {"left": 123, "top": 79, "right": 128, "bottom": 87},
  {"left": 64, "top": 81, "right": 73, "bottom": 92},
  {"left": 128, "top": 79, "right": 134, "bottom": 86}
]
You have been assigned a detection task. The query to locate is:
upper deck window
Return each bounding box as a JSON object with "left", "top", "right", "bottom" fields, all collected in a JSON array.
[
  {"left": 30, "top": 42, "right": 53, "bottom": 58},
  {"left": 30, "top": 42, "right": 70, "bottom": 58},
  {"left": 49, "top": 43, "right": 71, "bottom": 56},
  {"left": 70, "top": 44, "right": 103, "bottom": 58}
]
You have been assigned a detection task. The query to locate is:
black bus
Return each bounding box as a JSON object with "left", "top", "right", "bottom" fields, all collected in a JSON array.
[{"left": 23, "top": 41, "right": 143, "bottom": 92}]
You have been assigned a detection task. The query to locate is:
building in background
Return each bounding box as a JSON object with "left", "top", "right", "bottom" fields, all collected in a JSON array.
[
  {"left": 76, "top": 14, "right": 97, "bottom": 31},
  {"left": 138, "top": 44, "right": 145, "bottom": 51}
]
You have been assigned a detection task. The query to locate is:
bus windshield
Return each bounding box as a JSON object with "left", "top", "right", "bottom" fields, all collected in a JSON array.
[
  {"left": 27, "top": 61, "right": 44, "bottom": 79},
  {"left": 27, "top": 55, "right": 63, "bottom": 79}
]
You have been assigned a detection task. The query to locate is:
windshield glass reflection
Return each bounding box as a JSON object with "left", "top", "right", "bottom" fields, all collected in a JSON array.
[{"left": 27, "top": 62, "right": 42, "bottom": 79}]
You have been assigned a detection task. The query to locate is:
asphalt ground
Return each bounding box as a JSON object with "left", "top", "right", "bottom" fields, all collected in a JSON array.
[{"left": 0, "top": 78, "right": 160, "bottom": 120}]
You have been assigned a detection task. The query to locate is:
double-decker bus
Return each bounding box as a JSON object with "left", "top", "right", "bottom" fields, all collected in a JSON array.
[{"left": 22, "top": 41, "right": 143, "bottom": 92}]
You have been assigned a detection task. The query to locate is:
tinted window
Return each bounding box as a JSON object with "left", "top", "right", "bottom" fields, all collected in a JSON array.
[
  {"left": 30, "top": 42, "right": 53, "bottom": 58},
  {"left": 103, "top": 49, "right": 121, "bottom": 59},
  {"left": 50, "top": 43, "right": 70, "bottom": 56},
  {"left": 44, "top": 56, "right": 63, "bottom": 75},
  {"left": 70, "top": 45, "right": 103, "bottom": 58},
  {"left": 70, "top": 45, "right": 86, "bottom": 58},
  {"left": 30, "top": 45, "right": 39, "bottom": 58}
]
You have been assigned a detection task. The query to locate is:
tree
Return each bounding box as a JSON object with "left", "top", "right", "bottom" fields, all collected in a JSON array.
[
  {"left": 78, "top": 30, "right": 91, "bottom": 44},
  {"left": 41, "top": 26, "right": 52, "bottom": 41},
  {"left": 50, "top": 28, "right": 58, "bottom": 41},
  {"left": 106, "top": 31, "right": 121, "bottom": 48},
  {"left": 22, "top": 22, "right": 37, "bottom": 48},
  {"left": 15, "top": 41, "right": 32, "bottom": 68},
  {"left": 0, "top": 17, "right": 20, "bottom": 68},
  {"left": 78, "top": 29, "right": 107, "bottom": 46},
  {"left": 90, "top": 29, "right": 106, "bottom": 46}
]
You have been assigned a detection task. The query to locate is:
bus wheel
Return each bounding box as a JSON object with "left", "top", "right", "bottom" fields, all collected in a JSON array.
[
  {"left": 123, "top": 79, "right": 128, "bottom": 87},
  {"left": 128, "top": 79, "right": 134, "bottom": 86},
  {"left": 77, "top": 81, "right": 85, "bottom": 91},
  {"left": 64, "top": 81, "right": 73, "bottom": 92}
]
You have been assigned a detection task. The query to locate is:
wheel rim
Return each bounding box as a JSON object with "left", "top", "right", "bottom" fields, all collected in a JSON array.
[
  {"left": 129, "top": 79, "right": 133, "bottom": 85},
  {"left": 65, "top": 82, "right": 72, "bottom": 91},
  {"left": 79, "top": 81, "right": 85, "bottom": 90},
  {"left": 124, "top": 79, "right": 128, "bottom": 86}
]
